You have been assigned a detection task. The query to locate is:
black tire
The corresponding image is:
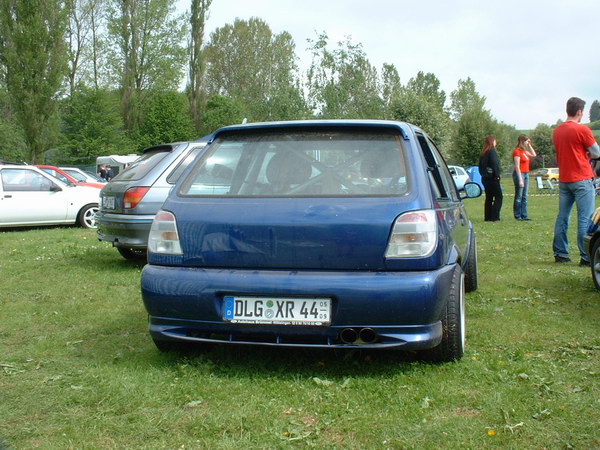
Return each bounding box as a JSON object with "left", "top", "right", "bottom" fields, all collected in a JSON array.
[
  {"left": 590, "top": 239, "right": 600, "bottom": 291},
  {"left": 421, "top": 267, "right": 465, "bottom": 362},
  {"left": 464, "top": 233, "right": 478, "bottom": 293},
  {"left": 78, "top": 203, "right": 98, "bottom": 229},
  {"left": 117, "top": 246, "right": 147, "bottom": 261}
]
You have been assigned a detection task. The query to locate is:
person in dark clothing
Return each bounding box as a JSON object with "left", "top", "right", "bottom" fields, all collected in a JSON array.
[
  {"left": 106, "top": 166, "right": 115, "bottom": 181},
  {"left": 98, "top": 164, "right": 108, "bottom": 180},
  {"left": 479, "top": 135, "right": 503, "bottom": 221}
]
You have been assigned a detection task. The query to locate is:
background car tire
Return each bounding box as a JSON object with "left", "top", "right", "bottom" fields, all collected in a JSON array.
[
  {"left": 420, "top": 267, "right": 465, "bottom": 363},
  {"left": 78, "top": 204, "right": 98, "bottom": 229},
  {"left": 464, "top": 233, "right": 478, "bottom": 293},
  {"left": 590, "top": 239, "right": 600, "bottom": 291},
  {"left": 117, "top": 247, "right": 147, "bottom": 261}
]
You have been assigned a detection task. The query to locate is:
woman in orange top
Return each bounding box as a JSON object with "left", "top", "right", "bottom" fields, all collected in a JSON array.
[{"left": 512, "top": 134, "right": 537, "bottom": 220}]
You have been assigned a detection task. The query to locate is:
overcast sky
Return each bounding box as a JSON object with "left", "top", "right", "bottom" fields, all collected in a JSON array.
[{"left": 179, "top": 0, "right": 599, "bottom": 130}]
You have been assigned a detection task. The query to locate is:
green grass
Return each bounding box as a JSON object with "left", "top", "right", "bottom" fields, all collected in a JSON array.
[{"left": 1, "top": 193, "right": 599, "bottom": 448}]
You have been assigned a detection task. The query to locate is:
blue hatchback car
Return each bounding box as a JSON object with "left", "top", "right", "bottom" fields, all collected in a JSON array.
[{"left": 141, "top": 120, "right": 482, "bottom": 362}]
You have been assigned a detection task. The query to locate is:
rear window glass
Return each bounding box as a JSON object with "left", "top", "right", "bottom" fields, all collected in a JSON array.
[
  {"left": 111, "top": 148, "right": 170, "bottom": 182},
  {"left": 179, "top": 128, "right": 409, "bottom": 197}
]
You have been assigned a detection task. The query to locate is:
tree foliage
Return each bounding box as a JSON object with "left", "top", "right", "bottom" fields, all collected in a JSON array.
[
  {"left": 530, "top": 123, "right": 555, "bottom": 166},
  {"left": 58, "top": 87, "right": 133, "bottom": 164},
  {"left": 306, "top": 33, "right": 384, "bottom": 119},
  {"left": 389, "top": 89, "right": 452, "bottom": 149},
  {"left": 449, "top": 77, "right": 486, "bottom": 122},
  {"left": 590, "top": 100, "right": 600, "bottom": 123},
  {"left": 203, "top": 18, "right": 306, "bottom": 122},
  {"left": 380, "top": 63, "right": 401, "bottom": 116},
  {"left": 106, "top": 0, "right": 187, "bottom": 131},
  {"left": 451, "top": 107, "right": 496, "bottom": 166},
  {"left": 137, "top": 90, "right": 195, "bottom": 149},
  {"left": 406, "top": 71, "right": 446, "bottom": 110},
  {"left": 187, "top": 0, "right": 212, "bottom": 132},
  {"left": 0, "top": 0, "right": 68, "bottom": 163},
  {"left": 200, "top": 95, "right": 244, "bottom": 136}
]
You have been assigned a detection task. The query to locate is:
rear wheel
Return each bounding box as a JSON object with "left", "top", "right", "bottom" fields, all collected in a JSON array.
[
  {"left": 464, "top": 233, "right": 478, "bottom": 292},
  {"left": 421, "top": 267, "right": 465, "bottom": 362},
  {"left": 78, "top": 204, "right": 98, "bottom": 229},
  {"left": 590, "top": 239, "right": 600, "bottom": 291},
  {"left": 117, "top": 247, "right": 147, "bottom": 261}
]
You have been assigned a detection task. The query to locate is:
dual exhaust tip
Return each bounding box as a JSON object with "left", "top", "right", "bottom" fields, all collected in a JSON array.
[{"left": 339, "top": 327, "right": 378, "bottom": 345}]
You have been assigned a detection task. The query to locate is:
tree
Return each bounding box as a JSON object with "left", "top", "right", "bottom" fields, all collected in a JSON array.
[
  {"left": 58, "top": 86, "right": 134, "bottom": 164},
  {"left": 530, "top": 123, "right": 555, "bottom": 167},
  {"left": 200, "top": 95, "right": 244, "bottom": 136},
  {"left": 306, "top": 33, "right": 384, "bottom": 119},
  {"left": 187, "top": 0, "right": 211, "bottom": 132},
  {"left": 451, "top": 107, "right": 496, "bottom": 166},
  {"left": 389, "top": 89, "right": 452, "bottom": 149},
  {"left": 203, "top": 18, "right": 306, "bottom": 121},
  {"left": 106, "top": 0, "right": 187, "bottom": 131},
  {"left": 380, "top": 63, "right": 401, "bottom": 117},
  {"left": 137, "top": 90, "right": 195, "bottom": 149},
  {"left": 590, "top": 100, "right": 600, "bottom": 123},
  {"left": 406, "top": 71, "right": 446, "bottom": 110},
  {"left": 449, "top": 77, "right": 486, "bottom": 122},
  {"left": 65, "top": 0, "right": 107, "bottom": 93},
  {"left": 0, "top": 0, "right": 69, "bottom": 163}
]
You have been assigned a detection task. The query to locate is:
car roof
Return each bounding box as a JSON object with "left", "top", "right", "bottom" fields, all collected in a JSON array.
[
  {"left": 210, "top": 120, "right": 415, "bottom": 141},
  {"left": 0, "top": 164, "right": 70, "bottom": 185}
]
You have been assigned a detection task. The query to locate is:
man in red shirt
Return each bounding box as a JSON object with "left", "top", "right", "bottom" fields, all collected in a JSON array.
[{"left": 552, "top": 97, "right": 600, "bottom": 266}]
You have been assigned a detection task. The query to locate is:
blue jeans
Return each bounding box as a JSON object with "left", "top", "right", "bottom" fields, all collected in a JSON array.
[
  {"left": 512, "top": 171, "right": 529, "bottom": 219},
  {"left": 553, "top": 179, "right": 595, "bottom": 261}
]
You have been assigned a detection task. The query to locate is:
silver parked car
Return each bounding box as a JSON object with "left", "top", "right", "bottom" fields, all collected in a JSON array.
[{"left": 96, "top": 137, "right": 210, "bottom": 259}]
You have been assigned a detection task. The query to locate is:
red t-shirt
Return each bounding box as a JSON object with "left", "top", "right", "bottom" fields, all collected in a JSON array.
[
  {"left": 553, "top": 121, "right": 597, "bottom": 183},
  {"left": 512, "top": 148, "right": 530, "bottom": 173}
]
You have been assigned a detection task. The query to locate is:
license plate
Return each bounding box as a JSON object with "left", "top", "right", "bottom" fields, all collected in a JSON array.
[
  {"left": 102, "top": 196, "right": 115, "bottom": 209},
  {"left": 223, "top": 296, "right": 331, "bottom": 326}
]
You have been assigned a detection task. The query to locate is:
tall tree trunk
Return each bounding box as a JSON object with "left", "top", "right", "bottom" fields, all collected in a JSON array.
[{"left": 188, "top": 0, "right": 211, "bottom": 133}]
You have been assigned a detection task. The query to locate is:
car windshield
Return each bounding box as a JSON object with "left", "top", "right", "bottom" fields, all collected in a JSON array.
[
  {"left": 63, "top": 169, "right": 86, "bottom": 182},
  {"left": 180, "top": 128, "right": 409, "bottom": 197}
]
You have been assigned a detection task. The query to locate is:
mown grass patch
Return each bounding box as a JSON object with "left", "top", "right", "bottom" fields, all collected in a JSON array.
[{"left": 1, "top": 194, "right": 599, "bottom": 448}]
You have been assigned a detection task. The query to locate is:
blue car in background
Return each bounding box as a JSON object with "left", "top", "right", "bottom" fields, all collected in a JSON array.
[{"left": 141, "top": 120, "right": 482, "bottom": 362}]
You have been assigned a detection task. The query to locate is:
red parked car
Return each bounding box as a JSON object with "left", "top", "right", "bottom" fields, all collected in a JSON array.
[{"left": 36, "top": 165, "right": 104, "bottom": 189}]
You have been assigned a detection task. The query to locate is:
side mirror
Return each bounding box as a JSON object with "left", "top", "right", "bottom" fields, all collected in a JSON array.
[
  {"left": 49, "top": 183, "right": 62, "bottom": 192},
  {"left": 461, "top": 182, "right": 482, "bottom": 199}
]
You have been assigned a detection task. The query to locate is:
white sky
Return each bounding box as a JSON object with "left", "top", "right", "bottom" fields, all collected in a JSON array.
[{"left": 178, "top": 0, "right": 599, "bottom": 130}]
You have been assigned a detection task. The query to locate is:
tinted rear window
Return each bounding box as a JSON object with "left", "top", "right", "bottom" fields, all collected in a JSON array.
[{"left": 179, "top": 128, "right": 408, "bottom": 197}]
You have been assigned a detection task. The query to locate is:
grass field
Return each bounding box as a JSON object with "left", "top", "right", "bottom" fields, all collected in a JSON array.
[{"left": 1, "top": 190, "right": 599, "bottom": 448}]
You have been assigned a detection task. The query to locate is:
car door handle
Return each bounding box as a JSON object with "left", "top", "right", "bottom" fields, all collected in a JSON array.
[{"left": 3, "top": 195, "right": 12, "bottom": 198}]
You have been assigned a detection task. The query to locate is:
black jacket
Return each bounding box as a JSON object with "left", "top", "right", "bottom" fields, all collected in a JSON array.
[{"left": 479, "top": 148, "right": 501, "bottom": 179}]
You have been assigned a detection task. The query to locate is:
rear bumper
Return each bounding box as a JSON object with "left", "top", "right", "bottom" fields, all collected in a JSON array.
[
  {"left": 95, "top": 212, "right": 153, "bottom": 248},
  {"left": 141, "top": 264, "right": 458, "bottom": 350}
]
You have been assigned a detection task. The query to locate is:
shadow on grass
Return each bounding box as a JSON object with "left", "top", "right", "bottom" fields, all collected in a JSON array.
[{"left": 141, "top": 342, "right": 442, "bottom": 379}]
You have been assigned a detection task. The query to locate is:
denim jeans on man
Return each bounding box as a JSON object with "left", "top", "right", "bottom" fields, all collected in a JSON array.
[
  {"left": 553, "top": 178, "right": 595, "bottom": 261},
  {"left": 512, "top": 171, "right": 530, "bottom": 219}
]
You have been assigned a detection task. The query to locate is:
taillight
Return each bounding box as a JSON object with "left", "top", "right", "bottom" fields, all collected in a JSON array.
[
  {"left": 385, "top": 210, "right": 437, "bottom": 258},
  {"left": 123, "top": 186, "right": 150, "bottom": 209},
  {"left": 148, "top": 210, "right": 183, "bottom": 255}
]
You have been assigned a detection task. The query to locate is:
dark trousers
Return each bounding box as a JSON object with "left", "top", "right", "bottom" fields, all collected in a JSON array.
[{"left": 482, "top": 177, "right": 503, "bottom": 221}]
